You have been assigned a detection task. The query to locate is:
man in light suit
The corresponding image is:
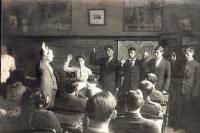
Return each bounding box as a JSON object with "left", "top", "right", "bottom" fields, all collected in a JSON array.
[
  {"left": 177, "top": 47, "right": 200, "bottom": 132},
  {"left": 36, "top": 43, "right": 59, "bottom": 108},
  {"left": 148, "top": 46, "right": 171, "bottom": 93}
]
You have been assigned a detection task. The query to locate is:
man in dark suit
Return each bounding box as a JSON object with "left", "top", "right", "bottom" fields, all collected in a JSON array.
[
  {"left": 141, "top": 49, "right": 151, "bottom": 80},
  {"left": 111, "top": 89, "right": 160, "bottom": 133},
  {"left": 177, "top": 47, "right": 200, "bottom": 132},
  {"left": 90, "top": 45, "right": 121, "bottom": 94},
  {"left": 118, "top": 47, "right": 141, "bottom": 113},
  {"left": 36, "top": 43, "right": 59, "bottom": 108},
  {"left": 148, "top": 46, "right": 171, "bottom": 93}
]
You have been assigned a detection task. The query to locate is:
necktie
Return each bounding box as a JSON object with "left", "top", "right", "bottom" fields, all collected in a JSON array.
[
  {"left": 155, "top": 59, "right": 159, "bottom": 67},
  {"left": 130, "top": 59, "right": 135, "bottom": 67},
  {"left": 184, "top": 61, "right": 189, "bottom": 78}
]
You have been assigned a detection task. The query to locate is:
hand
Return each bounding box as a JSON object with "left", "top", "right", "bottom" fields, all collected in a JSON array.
[
  {"left": 67, "top": 54, "right": 73, "bottom": 61},
  {"left": 162, "top": 90, "right": 168, "bottom": 94},
  {"left": 120, "top": 57, "right": 126, "bottom": 66},
  {"left": 92, "top": 48, "right": 97, "bottom": 53},
  {"left": 42, "top": 42, "right": 49, "bottom": 56},
  {"left": 114, "top": 88, "right": 119, "bottom": 94}
]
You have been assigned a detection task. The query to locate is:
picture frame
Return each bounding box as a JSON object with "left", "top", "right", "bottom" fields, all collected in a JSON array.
[
  {"left": 179, "top": 17, "right": 192, "bottom": 31},
  {"left": 88, "top": 9, "right": 105, "bottom": 25}
]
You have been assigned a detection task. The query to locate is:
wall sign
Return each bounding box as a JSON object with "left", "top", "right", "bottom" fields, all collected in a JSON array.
[
  {"left": 123, "top": 0, "right": 163, "bottom": 32},
  {"left": 38, "top": 0, "right": 72, "bottom": 31}
]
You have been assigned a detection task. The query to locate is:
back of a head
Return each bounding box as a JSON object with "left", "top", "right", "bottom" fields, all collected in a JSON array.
[
  {"left": 85, "top": 91, "right": 117, "bottom": 122},
  {"left": 138, "top": 80, "right": 154, "bottom": 98},
  {"left": 87, "top": 74, "right": 98, "bottom": 84},
  {"left": 126, "top": 89, "right": 144, "bottom": 111},
  {"left": 145, "top": 73, "right": 157, "bottom": 84},
  {"left": 6, "top": 70, "right": 25, "bottom": 85}
]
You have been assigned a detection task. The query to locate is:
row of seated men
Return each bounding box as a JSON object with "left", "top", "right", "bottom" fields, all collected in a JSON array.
[{"left": 0, "top": 69, "right": 164, "bottom": 133}]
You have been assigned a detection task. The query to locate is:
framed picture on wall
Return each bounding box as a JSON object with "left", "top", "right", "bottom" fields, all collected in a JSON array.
[
  {"left": 179, "top": 17, "right": 192, "bottom": 31},
  {"left": 88, "top": 9, "right": 105, "bottom": 25}
]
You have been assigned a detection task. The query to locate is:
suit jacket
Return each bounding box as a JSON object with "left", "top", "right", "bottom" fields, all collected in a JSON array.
[
  {"left": 180, "top": 59, "right": 200, "bottom": 97},
  {"left": 120, "top": 59, "right": 141, "bottom": 93},
  {"left": 141, "top": 57, "right": 151, "bottom": 80},
  {"left": 54, "top": 94, "right": 86, "bottom": 112},
  {"left": 90, "top": 53, "right": 121, "bottom": 93},
  {"left": 140, "top": 100, "right": 162, "bottom": 118},
  {"left": 36, "top": 60, "right": 59, "bottom": 108},
  {"left": 31, "top": 110, "right": 63, "bottom": 133},
  {"left": 111, "top": 112, "right": 160, "bottom": 133},
  {"left": 148, "top": 58, "right": 171, "bottom": 91},
  {"left": 150, "top": 88, "right": 164, "bottom": 104}
]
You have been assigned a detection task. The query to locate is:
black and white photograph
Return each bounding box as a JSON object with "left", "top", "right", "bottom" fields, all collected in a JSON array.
[{"left": 1, "top": 0, "right": 200, "bottom": 133}]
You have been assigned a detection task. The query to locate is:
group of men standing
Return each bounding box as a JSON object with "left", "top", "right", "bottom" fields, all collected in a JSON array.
[{"left": 36, "top": 42, "right": 200, "bottom": 132}]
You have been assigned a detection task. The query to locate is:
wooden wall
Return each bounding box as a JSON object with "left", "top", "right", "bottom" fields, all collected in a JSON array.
[{"left": 2, "top": 0, "right": 200, "bottom": 77}]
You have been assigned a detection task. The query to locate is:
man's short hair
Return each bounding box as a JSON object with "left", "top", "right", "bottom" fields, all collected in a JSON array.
[
  {"left": 126, "top": 89, "right": 144, "bottom": 110},
  {"left": 128, "top": 47, "right": 136, "bottom": 53},
  {"left": 85, "top": 91, "right": 117, "bottom": 122},
  {"left": 155, "top": 46, "right": 164, "bottom": 53},
  {"left": 184, "top": 47, "right": 195, "bottom": 53},
  {"left": 87, "top": 74, "right": 99, "bottom": 84},
  {"left": 76, "top": 55, "right": 87, "bottom": 62},
  {"left": 145, "top": 73, "right": 157, "bottom": 84},
  {"left": 138, "top": 80, "right": 154, "bottom": 97},
  {"left": 104, "top": 45, "right": 114, "bottom": 51}
]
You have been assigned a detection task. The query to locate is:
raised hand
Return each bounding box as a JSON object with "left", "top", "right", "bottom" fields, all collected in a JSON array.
[
  {"left": 92, "top": 48, "right": 97, "bottom": 53},
  {"left": 120, "top": 57, "right": 126, "bottom": 66},
  {"left": 67, "top": 54, "right": 73, "bottom": 61},
  {"left": 42, "top": 42, "right": 49, "bottom": 56}
]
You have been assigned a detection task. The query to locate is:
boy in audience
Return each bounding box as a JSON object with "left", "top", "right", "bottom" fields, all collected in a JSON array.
[
  {"left": 84, "top": 91, "right": 117, "bottom": 133},
  {"left": 6, "top": 70, "right": 27, "bottom": 101},
  {"left": 111, "top": 89, "right": 160, "bottom": 133},
  {"left": 145, "top": 73, "right": 164, "bottom": 104},
  {"left": 78, "top": 74, "right": 102, "bottom": 99},
  {"left": 139, "top": 80, "right": 163, "bottom": 118},
  {"left": 54, "top": 82, "right": 86, "bottom": 112}
]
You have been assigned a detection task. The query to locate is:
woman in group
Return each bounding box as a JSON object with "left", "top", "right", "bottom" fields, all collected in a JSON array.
[{"left": 64, "top": 54, "right": 92, "bottom": 94}]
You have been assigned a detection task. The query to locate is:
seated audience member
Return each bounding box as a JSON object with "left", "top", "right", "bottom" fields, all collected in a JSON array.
[
  {"left": 139, "top": 80, "right": 163, "bottom": 118},
  {"left": 111, "top": 89, "right": 160, "bottom": 133},
  {"left": 53, "top": 82, "right": 86, "bottom": 133},
  {"left": 84, "top": 91, "right": 117, "bottom": 133},
  {"left": 18, "top": 89, "right": 63, "bottom": 133},
  {"left": 145, "top": 73, "right": 164, "bottom": 104},
  {"left": 54, "top": 82, "right": 86, "bottom": 112},
  {"left": 6, "top": 70, "right": 27, "bottom": 101},
  {"left": 79, "top": 74, "right": 102, "bottom": 99}
]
